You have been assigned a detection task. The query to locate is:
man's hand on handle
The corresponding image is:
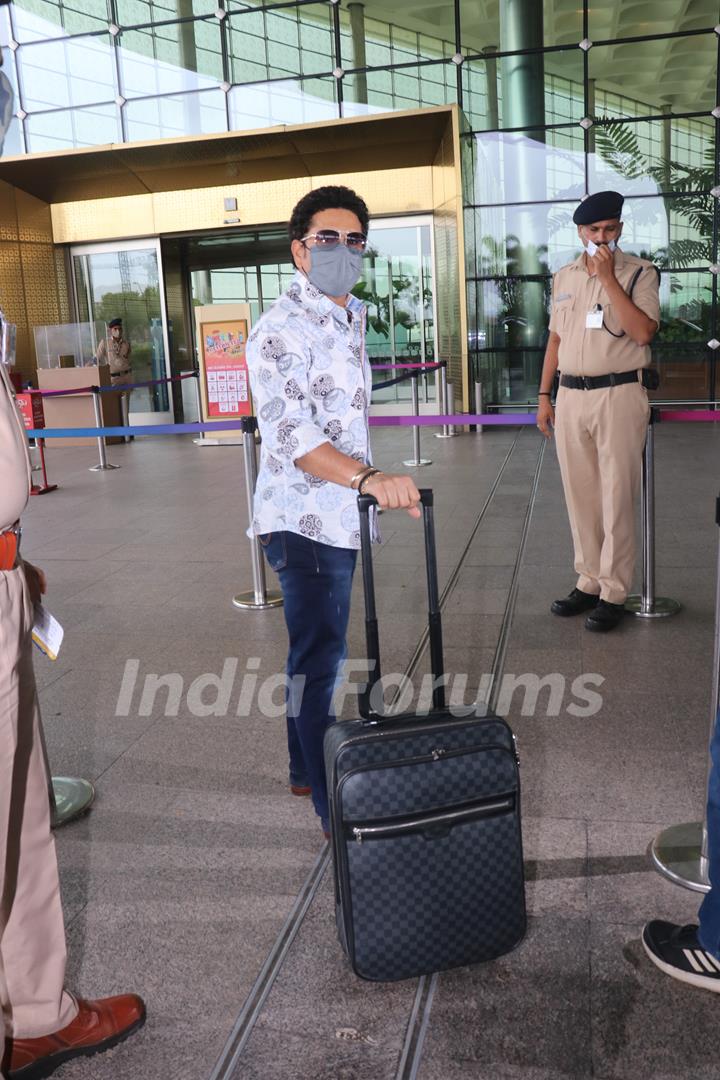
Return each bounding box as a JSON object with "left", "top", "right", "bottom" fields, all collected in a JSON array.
[{"left": 362, "top": 472, "right": 422, "bottom": 518}]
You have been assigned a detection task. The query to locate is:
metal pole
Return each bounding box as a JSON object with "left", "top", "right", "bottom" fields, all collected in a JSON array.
[
  {"left": 88, "top": 389, "right": 119, "bottom": 472},
  {"left": 475, "top": 380, "right": 484, "bottom": 434},
  {"left": 233, "top": 420, "right": 283, "bottom": 611},
  {"left": 435, "top": 363, "right": 457, "bottom": 439},
  {"left": 649, "top": 494, "right": 720, "bottom": 893},
  {"left": 403, "top": 373, "right": 431, "bottom": 467},
  {"left": 625, "top": 410, "right": 679, "bottom": 617},
  {"left": 120, "top": 391, "right": 130, "bottom": 443},
  {"left": 193, "top": 369, "right": 205, "bottom": 444}
]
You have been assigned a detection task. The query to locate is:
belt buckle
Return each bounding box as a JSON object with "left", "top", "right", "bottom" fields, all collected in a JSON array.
[{"left": 583, "top": 376, "right": 592, "bottom": 390}]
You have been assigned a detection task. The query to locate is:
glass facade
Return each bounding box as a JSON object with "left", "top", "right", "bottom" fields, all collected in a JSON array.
[{"left": 0, "top": 1, "right": 718, "bottom": 404}]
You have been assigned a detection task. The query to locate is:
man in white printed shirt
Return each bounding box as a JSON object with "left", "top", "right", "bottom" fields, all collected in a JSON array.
[{"left": 246, "top": 185, "right": 421, "bottom": 837}]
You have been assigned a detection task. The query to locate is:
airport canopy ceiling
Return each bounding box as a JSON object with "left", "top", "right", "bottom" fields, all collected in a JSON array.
[
  {"left": 0, "top": 107, "right": 453, "bottom": 203},
  {"left": 365, "top": 0, "right": 718, "bottom": 113}
]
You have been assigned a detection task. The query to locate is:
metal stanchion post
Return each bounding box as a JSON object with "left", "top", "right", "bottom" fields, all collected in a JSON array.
[
  {"left": 435, "top": 363, "right": 457, "bottom": 439},
  {"left": 192, "top": 369, "right": 207, "bottom": 446},
  {"left": 649, "top": 494, "right": 720, "bottom": 893},
  {"left": 193, "top": 370, "right": 202, "bottom": 422},
  {"left": 403, "top": 373, "right": 431, "bottom": 467},
  {"left": 625, "top": 410, "right": 680, "bottom": 617},
  {"left": 474, "top": 380, "right": 484, "bottom": 434},
  {"left": 120, "top": 392, "right": 130, "bottom": 443},
  {"left": 88, "top": 388, "right": 119, "bottom": 472},
  {"left": 233, "top": 418, "right": 283, "bottom": 611}
]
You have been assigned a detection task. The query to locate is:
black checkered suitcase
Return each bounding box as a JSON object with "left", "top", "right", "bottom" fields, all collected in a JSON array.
[{"left": 323, "top": 489, "right": 526, "bottom": 982}]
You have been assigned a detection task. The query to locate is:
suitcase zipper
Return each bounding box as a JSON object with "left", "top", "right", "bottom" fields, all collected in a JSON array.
[
  {"left": 339, "top": 740, "right": 516, "bottom": 791},
  {"left": 351, "top": 796, "right": 514, "bottom": 844}
]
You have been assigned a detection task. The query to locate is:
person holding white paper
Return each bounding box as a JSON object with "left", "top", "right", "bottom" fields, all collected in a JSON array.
[{"left": 0, "top": 360, "right": 145, "bottom": 1078}]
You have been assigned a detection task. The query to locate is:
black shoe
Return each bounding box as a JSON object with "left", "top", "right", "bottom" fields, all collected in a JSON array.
[
  {"left": 642, "top": 921, "right": 720, "bottom": 992},
  {"left": 551, "top": 588, "right": 600, "bottom": 617},
  {"left": 585, "top": 599, "right": 625, "bottom": 632}
]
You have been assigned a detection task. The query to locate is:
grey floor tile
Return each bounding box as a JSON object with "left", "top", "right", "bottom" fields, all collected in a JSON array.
[
  {"left": 13, "top": 425, "right": 719, "bottom": 1080},
  {"left": 589, "top": 920, "right": 720, "bottom": 1080},
  {"left": 419, "top": 917, "right": 592, "bottom": 1079}
]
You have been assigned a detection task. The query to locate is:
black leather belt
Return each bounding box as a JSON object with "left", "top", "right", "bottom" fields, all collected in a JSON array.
[{"left": 560, "top": 370, "right": 640, "bottom": 390}]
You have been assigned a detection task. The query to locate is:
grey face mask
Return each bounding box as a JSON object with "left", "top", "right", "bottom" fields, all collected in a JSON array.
[{"left": 306, "top": 245, "right": 363, "bottom": 297}]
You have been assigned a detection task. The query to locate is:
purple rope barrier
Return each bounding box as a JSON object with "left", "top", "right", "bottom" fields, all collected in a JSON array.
[
  {"left": 25, "top": 370, "right": 199, "bottom": 399},
  {"left": 369, "top": 413, "right": 536, "bottom": 426},
  {"left": 96, "top": 371, "right": 199, "bottom": 393},
  {"left": 658, "top": 410, "right": 720, "bottom": 422},
  {"left": 369, "top": 410, "right": 720, "bottom": 427},
  {"left": 372, "top": 370, "right": 422, "bottom": 391}
]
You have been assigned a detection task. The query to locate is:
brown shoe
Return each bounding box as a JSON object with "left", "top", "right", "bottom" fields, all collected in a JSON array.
[
  {"left": 290, "top": 784, "right": 312, "bottom": 797},
  {"left": 5, "top": 994, "right": 146, "bottom": 1080}
]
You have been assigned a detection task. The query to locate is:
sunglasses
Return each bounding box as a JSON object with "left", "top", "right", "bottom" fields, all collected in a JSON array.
[{"left": 301, "top": 229, "right": 368, "bottom": 252}]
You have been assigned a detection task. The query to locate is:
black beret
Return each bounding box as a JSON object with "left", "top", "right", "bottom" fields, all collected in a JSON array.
[
  {"left": 108, "top": 318, "right": 123, "bottom": 328},
  {"left": 573, "top": 190, "right": 624, "bottom": 226}
]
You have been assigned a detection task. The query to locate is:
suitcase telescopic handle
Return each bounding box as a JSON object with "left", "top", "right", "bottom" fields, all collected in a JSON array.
[{"left": 357, "top": 489, "right": 445, "bottom": 717}]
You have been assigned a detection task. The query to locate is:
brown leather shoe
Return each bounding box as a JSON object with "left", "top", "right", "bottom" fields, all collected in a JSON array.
[
  {"left": 290, "top": 784, "right": 312, "bottom": 796},
  {"left": 5, "top": 994, "right": 146, "bottom": 1080}
]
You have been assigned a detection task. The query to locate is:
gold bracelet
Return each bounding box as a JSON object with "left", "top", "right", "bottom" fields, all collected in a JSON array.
[
  {"left": 358, "top": 469, "right": 382, "bottom": 496},
  {"left": 350, "top": 466, "right": 374, "bottom": 490}
]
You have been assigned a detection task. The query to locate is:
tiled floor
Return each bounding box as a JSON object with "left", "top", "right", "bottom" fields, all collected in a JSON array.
[{"left": 17, "top": 420, "right": 720, "bottom": 1080}]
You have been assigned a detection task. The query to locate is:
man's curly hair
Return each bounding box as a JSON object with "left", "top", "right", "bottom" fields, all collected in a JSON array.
[{"left": 288, "top": 185, "right": 370, "bottom": 244}]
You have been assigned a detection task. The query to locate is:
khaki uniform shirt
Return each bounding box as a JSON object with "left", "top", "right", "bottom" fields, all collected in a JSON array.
[
  {"left": 95, "top": 335, "right": 132, "bottom": 379},
  {"left": 0, "top": 364, "right": 30, "bottom": 532},
  {"left": 549, "top": 251, "right": 660, "bottom": 377}
]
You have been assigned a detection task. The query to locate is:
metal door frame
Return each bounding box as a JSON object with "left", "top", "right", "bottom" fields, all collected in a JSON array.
[{"left": 69, "top": 237, "right": 174, "bottom": 423}]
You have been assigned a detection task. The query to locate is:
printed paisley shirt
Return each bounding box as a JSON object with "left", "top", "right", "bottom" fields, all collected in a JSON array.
[{"left": 246, "top": 271, "right": 373, "bottom": 550}]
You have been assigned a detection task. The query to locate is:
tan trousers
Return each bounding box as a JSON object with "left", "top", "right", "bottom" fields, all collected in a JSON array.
[
  {"left": 554, "top": 381, "right": 650, "bottom": 605},
  {"left": 0, "top": 566, "right": 76, "bottom": 1039}
]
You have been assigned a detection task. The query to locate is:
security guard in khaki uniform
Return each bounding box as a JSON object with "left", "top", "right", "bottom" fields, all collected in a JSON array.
[
  {"left": 95, "top": 317, "right": 133, "bottom": 439},
  {"left": 537, "top": 191, "right": 660, "bottom": 632},
  {"left": 95, "top": 317, "right": 132, "bottom": 386},
  {"left": 0, "top": 361, "right": 145, "bottom": 1077}
]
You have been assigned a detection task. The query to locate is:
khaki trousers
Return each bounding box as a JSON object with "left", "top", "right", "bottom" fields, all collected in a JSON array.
[
  {"left": 554, "top": 381, "right": 650, "bottom": 605},
  {"left": 0, "top": 566, "right": 76, "bottom": 1039}
]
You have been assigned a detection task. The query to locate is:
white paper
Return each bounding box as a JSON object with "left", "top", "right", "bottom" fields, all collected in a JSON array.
[
  {"left": 32, "top": 604, "right": 64, "bottom": 661},
  {"left": 586, "top": 310, "right": 604, "bottom": 329}
]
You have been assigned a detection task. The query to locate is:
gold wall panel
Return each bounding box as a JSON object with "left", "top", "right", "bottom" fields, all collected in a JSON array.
[
  {"left": 310, "top": 170, "right": 433, "bottom": 217},
  {"left": 52, "top": 194, "right": 155, "bottom": 244},
  {"left": 15, "top": 189, "right": 54, "bottom": 244},
  {"left": 0, "top": 238, "right": 26, "bottom": 319},
  {"left": 0, "top": 206, "right": 72, "bottom": 375},
  {"left": 52, "top": 168, "right": 434, "bottom": 244},
  {"left": 0, "top": 181, "right": 17, "bottom": 242},
  {"left": 151, "top": 177, "right": 313, "bottom": 236},
  {"left": 54, "top": 248, "right": 71, "bottom": 323},
  {"left": 21, "top": 243, "right": 65, "bottom": 326}
]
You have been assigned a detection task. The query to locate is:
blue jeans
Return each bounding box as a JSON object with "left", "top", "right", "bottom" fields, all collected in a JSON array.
[
  {"left": 698, "top": 704, "right": 720, "bottom": 956},
  {"left": 259, "top": 531, "right": 357, "bottom": 830}
]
